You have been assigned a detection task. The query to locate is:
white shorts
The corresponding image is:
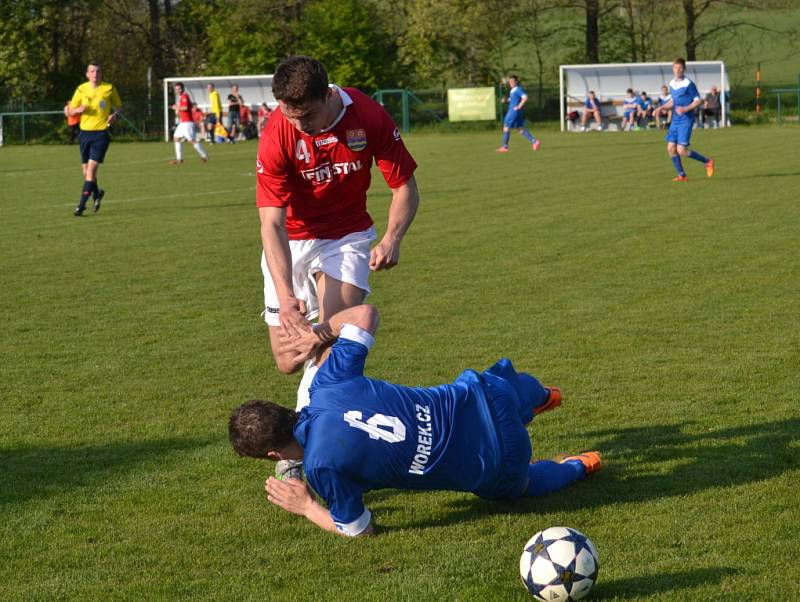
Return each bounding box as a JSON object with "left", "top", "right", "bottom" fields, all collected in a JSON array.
[
  {"left": 173, "top": 122, "right": 197, "bottom": 141},
  {"left": 261, "top": 226, "right": 376, "bottom": 327}
]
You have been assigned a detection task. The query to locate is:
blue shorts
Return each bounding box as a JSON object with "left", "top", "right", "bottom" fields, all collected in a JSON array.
[
  {"left": 624, "top": 109, "right": 637, "bottom": 118},
  {"left": 503, "top": 111, "right": 525, "bottom": 129},
  {"left": 665, "top": 120, "right": 693, "bottom": 146},
  {"left": 79, "top": 130, "right": 111, "bottom": 164}
]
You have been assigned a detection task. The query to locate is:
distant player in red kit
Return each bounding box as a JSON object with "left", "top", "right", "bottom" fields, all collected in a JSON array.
[
  {"left": 255, "top": 56, "right": 420, "bottom": 480},
  {"left": 169, "top": 82, "right": 208, "bottom": 165}
]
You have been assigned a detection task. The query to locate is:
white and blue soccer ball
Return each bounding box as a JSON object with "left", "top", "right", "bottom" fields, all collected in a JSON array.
[{"left": 519, "top": 526, "right": 599, "bottom": 601}]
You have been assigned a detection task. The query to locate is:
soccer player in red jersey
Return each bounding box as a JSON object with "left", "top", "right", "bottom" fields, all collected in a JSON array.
[
  {"left": 256, "top": 56, "right": 420, "bottom": 477},
  {"left": 169, "top": 82, "right": 208, "bottom": 165}
]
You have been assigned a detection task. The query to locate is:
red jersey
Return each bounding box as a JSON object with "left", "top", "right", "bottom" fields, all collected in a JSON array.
[
  {"left": 256, "top": 86, "right": 417, "bottom": 240},
  {"left": 178, "top": 92, "right": 192, "bottom": 123}
]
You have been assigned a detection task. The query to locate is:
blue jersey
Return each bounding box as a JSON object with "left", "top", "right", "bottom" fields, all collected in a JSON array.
[
  {"left": 585, "top": 96, "right": 599, "bottom": 110},
  {"left": 294, "top": 326, "right": 531, "bottom": 535},
  {"left": 623, "top": 95, "right": 638, "bottom": 111},
  {"left": 636, "top": 96, "right": 652, "bottom": 110},
  {"left": 507, "top": 85, "right": 527, "bottom": 114},
  {"left": 669, "top": 77, "right": 701, "bottom": 124}
]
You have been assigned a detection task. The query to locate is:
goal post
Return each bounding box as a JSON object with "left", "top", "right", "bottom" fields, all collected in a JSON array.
[
  {"left": 558, "top": 61, "right": 729, "bottom": 131},
  {"left": 162, "top": 74, "right": 275, "bottom": 141}
]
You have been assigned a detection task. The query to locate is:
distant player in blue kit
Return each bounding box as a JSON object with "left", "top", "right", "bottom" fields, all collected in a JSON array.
[
  {"left": 229, "top": 304, "right": 602, "bottom": 537},
  {"left": 653, "top": 58, "right": 715, "bottom": 182},
  {"left": 497, "top": 75, "right": 541, "bottom": 152}
]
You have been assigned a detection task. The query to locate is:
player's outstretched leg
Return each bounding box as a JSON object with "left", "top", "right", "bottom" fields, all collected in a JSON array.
[
  {"left": 497, "top": 129, "right": 511, "bottom": 152},
  {"left": 519, "top": 128, "right": 541, "bottom": 151},
  {"left": 482, "top": 359, "right": 559, "bottom": 423},
  {"left": 686, "top": 149, "right": 713, "bottom": 177},
  {"left": 170, "top": 140, "right": 184, "bottom": 165},
  {"left": 193, "top": 141, "right": 209, "bottom": 163},
  {"left": 525, "top": 451, "right": 602, "bottom": 496}
]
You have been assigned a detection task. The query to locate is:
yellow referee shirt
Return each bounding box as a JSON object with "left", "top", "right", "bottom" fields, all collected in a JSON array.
[
  {"left": 70, "top": 82, "right": 122, "bottom": 131},
  {"left": 209, "top": 89, "right": 222, "bottom": 119}
]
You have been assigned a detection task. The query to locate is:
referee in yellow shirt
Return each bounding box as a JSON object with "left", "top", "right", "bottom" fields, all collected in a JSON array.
[
  {"left": 206, "top": 83, "right": 223, "bottom": 143},
  {"left": 66, "top": 61, "right": 122, "bottom": 216}
]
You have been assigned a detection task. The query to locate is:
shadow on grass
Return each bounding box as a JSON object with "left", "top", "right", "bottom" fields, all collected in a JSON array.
[
  {"left": 0, "top": 436, "right": 217, "bottom": 507},
  {"left": 385, "top": 416, "right": 799, "bottom": 526},
  {"left": 594, "top": 566, "right": 738, "bottom": 599}
]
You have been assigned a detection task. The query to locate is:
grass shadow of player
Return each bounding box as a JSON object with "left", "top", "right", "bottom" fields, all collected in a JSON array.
[
  {"left": 390, "top": 416, "right": 799, "bottom": 529},
  {"left": 0, "top": 436, "right": 217, "bottom": 508},
  {"left": 593, "top": 566, "right": 738, "bottom": 599}
]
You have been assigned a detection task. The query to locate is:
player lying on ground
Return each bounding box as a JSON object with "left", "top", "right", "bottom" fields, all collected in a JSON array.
[{"left": 229, "top": 305, "right": 602, "bottom": 537}]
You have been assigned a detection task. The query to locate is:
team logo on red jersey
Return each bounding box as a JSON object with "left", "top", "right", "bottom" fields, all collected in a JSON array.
[{"left": 346, "top": 129, "right": 367, "bottom": 151}]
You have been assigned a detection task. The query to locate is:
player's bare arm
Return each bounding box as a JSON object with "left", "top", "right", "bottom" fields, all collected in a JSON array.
[
  {"left": 259, "top": 206, "right": 311, "bottom": 336},
  {"left": 265, "top": 477, "right": 375, "bottom": 536},
  {"left": 278, "top": 304, "right": 379, "bottom": 368},
  {"left": 370, "top": 176, "right": 420, "bottom": 271}
]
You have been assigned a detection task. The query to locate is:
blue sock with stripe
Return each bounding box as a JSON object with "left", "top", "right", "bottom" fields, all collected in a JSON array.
[
  {"left": 671, "top": 155, "right": 685, "bottom": 176},
  {"left": 688, "top": 150, "right": 708, "bottom": 163},
  {"left": 521, "top": 129, "right": 536, "bottom": 143},
  {"left": 501, "top": 131, "right": 510, "bottom": 147},
  {"left": 525, "top": 460, "right": 585, "bottom": 496}
]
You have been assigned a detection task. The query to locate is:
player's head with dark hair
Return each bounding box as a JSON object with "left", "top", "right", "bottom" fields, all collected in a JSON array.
[
  {"left": 626, "top": 88, "right": 634, "bottom": 95},
  {"left": 673, "top": 57, "right": 686, "bottom": 67},
  {"left": 207, "top": 82, "right": 215, "bottom": 90},
  {"left": 588, "top": 90, "right": 596, "bottom": 96},
  {"left": 174, "top": 82, "right": 184, "bottom": 92},
  {"left": 508, "top": 75, "right": 519, "bottom": 86},
  {"left": 272, "top": 56, "right": 329, "bottom": 107},
  {"left": 86, "top": 61, "right": 102, "bottom": 83},
  {"left": 229, "top": 400, "right": 299, "bottom": 458},
  {"left": 672, "top": 57, "right": 686, "bottom": 78}
]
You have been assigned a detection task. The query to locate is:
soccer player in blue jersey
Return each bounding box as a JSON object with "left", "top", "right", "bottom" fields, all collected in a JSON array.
[
  {"left": 229, "top": 304, "right": 602, "bottom": 537},
  {"left": 497, "top": 76, "right": 541, "bottom": 152},
  {"left": 636, "top": 91, "right": 653, "bottom": 128},
  {"left": 621, "top": 89, "right": 638, "bottom": 131},
  {"left": 653, "top": 58, "right": 715, "bottom": 182},
  {"left": 580, "top": 91, "right": 603, "bottom": 132}
]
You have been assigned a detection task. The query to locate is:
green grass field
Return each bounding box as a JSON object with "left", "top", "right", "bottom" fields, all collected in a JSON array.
[{"left": 1, "top": 126, "right": 798, "bottom": 601}]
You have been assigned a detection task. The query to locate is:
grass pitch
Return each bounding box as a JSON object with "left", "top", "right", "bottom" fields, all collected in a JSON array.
[{"left": 1, "top": 125, "right": 798, "bottom": 601}]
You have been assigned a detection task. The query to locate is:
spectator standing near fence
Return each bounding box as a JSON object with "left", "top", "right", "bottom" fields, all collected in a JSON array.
[
  {"left": 653, "top": 58, "right": 715, "bottom": 182},
  {"left": 496, "top": 75, "right": 540, "bottom": 152},
  {"left": 64, "top": 99, "right": 81, "bottom": 144},
  {"left": 703, "top": 86, "right": 721, "bottom": 128},
  {"left": 580, "top": 91, "right": 603, "bottom": 132},
  {"left": 66, "top": 61, "right": 122, "bottom": 216},
  {"left": 169, "top": 82, "right": 208, "bottom": 165},
  {"left": 206, "top": 83, "right": 223, "bottom": 143},
  {"left": 227, "top": 84, "right": 244, "bottom": 142}
]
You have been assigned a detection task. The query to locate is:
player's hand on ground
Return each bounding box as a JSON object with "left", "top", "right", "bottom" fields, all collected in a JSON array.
[
  {"left": 278, "top": 298, "right": 310, "bottom": 338},
  {"left": 265, "top": 476, "right": 313, "bottom": 516},
  {"left": 370, "top": 238, "right": 400, "bottom": 271}
]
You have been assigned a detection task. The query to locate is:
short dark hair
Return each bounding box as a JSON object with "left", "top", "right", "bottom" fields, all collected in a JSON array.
[
  {"left": 673, "top": 57, "right": 686, "bottom": 67},
  {"left": 174, "top": 82, "right": 184, "bottom": 90},
  {"left": 589, "top": 90, "right": 595, "bottom": 95},
  {"left": 272, "top": 56, "right": 329, "bottom": 106},
  {"left": 87, "top": 61, "right": 101, "bottom": 70},
  {"left": 229, "top": 400, "right": 298, "bottom": 458},
  {"left": 509, "top": 74, "right": 519, "bottom": 82},
  {"left": 626, "top": 88, "right": 634, "bottom": 94}
]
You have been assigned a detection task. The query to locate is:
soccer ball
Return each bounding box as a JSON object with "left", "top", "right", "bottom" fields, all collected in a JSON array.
[{"left": 519, "top": 526, "right": 599, "bottom": 601}]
